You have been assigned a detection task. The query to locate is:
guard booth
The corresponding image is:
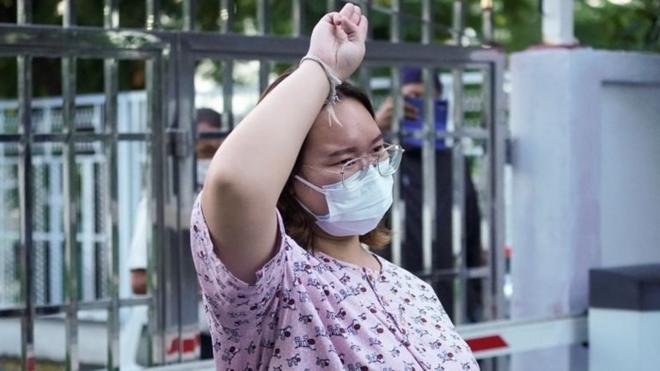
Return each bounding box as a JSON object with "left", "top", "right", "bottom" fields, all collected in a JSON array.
[{"left": 0, "top": 0, "right": 509, "bottom": 369}]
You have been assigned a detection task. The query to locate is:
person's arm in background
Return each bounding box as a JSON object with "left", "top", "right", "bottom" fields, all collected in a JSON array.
[
  {"left": 129, "top": 195, "right": 149, "bottom": 295},
  {"left": 201, "top": 3, "right": 368, "bottom": 284},
  {"left": 374, "top": 96, "right": 418, "bottom": 132}
]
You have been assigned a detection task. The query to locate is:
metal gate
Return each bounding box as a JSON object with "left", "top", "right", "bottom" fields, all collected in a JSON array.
[{"left": 0, "top": 0, "right": 506, "bottom": 369}]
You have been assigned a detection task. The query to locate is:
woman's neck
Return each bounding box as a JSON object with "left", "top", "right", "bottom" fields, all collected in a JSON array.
[{"left": 312, "top": 233, "right": 380, "bottom": 272}]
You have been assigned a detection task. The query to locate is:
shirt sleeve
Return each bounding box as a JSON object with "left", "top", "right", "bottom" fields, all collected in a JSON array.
[
  {"left": 189, "top": 192, "right": 288, "bottom": 329},
  {"left": 128, "top": 195, "right": 149, "bottom": 271}
]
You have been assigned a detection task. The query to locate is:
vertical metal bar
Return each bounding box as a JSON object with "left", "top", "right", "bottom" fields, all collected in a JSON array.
[
  {"left": 222, "top": 66, "right": 234, "bottom": 130},
  {"left": 257, "top": 0, "right": 270, "bottom": 93},
  {"left": 219, "top": 0, "right": 234, "bottom": 33},
  {"left": 17, "top": 0, "right": 31, "bottom": 24},
  {"left": 171, "top": 39, "right": 186, "bottom": 366},
  {"left": 17, "top": 3, "right": 34, "bottom": 370},
  {"left": 176, "top": 38, "right": 197, "bottom": 367},
  {"left": 493, "top": 57, "right": 508, "bottom": 371},
  {"left": 146, "top": 0, "right": 165, "bottom": 364},
  {"left": 453, "top": 0, "right": 465, "bottom": 45},
  {"left": 361, "top": 0, "right": 373, "bottom": 40},
  {"left": 490, "top": 57, "right": 507, "bottom": 322},
  {"left": 257, "top": 0, "right": 269, "bottom": 35},
  {"left": 481, "top": 0, "right": 493, "bottom": 45},
  {"left": 292, "top": 0, "right": 304, "bottom": 37},
  {"left": 17, "top": 56, "right": 35, "bottom": 371},
  {"left": 420, "top": 0, "right": 435, "bottom": 279},
  {"left": 146, "top": 0, "right": 161, "bottom": 30},
  {"left": 389, "top": 0, "right": 403, "bottom": 267},
  {"left": 357, "top": 1, "right": 372, "bottom": 91},
  {"left": 450, "top": 0, "right": 467, "bottom": 324},
  {"left": 146, "top": 56, "right": 166, "bottom": 365},
  {"left": 183, "top": 0, "right": 196, "bottom": 31},
  {"left": 103, "top": 0, "right": 119, "bottom": 29},
  {"left": 62, "top": 1, "right": 80, "bottom": 370},
  {"left": 327, "top": 0, "right": 336, "bottom": 12},
  {"left": 220, "top": 0, "right": 234, "bottom": 129},
  {"left": 421, "top": 0, "right": 433, "bottom": 43},
  {"left": 104, "top": 1, "right": 120, "bottom": 369}
]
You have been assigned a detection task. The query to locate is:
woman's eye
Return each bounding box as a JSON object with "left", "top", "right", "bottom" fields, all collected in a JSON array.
[{"left": 372, "top": 144, "right": 385, "bottom": 152}]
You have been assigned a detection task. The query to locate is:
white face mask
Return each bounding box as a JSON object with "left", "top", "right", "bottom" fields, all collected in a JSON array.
[
  {"left": 197, "top": 159, "right": 211, "bottom": 189},
  {"left": 295, "top": 163, "right": 394, "bottom": 237}
]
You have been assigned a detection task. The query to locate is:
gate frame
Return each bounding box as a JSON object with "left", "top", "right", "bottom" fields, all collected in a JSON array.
[{"left": 0, "top": 22, "right": 506, "bottom": 369}]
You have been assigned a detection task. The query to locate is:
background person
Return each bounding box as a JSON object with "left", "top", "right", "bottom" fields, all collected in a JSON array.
[
  {"left": 374, "top": 67, "right": 484, "bottom": 323},
  {"left": 128, "top": 107, "right": 223, "bottom": 360}
]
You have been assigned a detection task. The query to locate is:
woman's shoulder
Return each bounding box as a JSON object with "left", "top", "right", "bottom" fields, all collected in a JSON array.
[{"left": 377, "top": 255, "right": 435, "bottom": 289}]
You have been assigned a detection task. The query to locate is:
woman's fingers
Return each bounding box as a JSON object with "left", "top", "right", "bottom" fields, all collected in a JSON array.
[
  {"left": 333, "top": 14, "right": 349, "bottom": 39},
  {"left": 357, "top": 15, "right": 368, "bottom": 42},
  {"left": 340, "top": 13, "right": 359, "bottom": 38},
  {"left": 324, "top": 11, "right": 340, "bottom": 25},
  {"left": 350, "top": 4, "right": 362, "bottom": 25},
  {"left": 339, "top": 2, "right": 356, "bottom": 22}
]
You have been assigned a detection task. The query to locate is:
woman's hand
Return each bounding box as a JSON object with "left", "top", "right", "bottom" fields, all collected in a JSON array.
[{"left": 307, "top": 3, "right": 368, "bottom": 81}]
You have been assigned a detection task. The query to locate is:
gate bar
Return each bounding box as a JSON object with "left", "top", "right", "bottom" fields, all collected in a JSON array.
[
  {"left": 17, "top": 1, "right": 34, "bottom": 370},
  {"left": 61, "top": 1, "right": 80, "bottom": 369},
  {"left": 104, "top": 0, "right": 121, "bottom": 369}
]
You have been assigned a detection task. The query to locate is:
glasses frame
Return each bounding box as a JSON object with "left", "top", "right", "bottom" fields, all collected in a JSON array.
[{"left": 302, "top": 142, "right": 405, "bottom": 189}]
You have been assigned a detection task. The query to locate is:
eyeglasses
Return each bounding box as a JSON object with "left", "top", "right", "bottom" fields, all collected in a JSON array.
[{"left": 302, "top": 142, "right": 405, "bottom": 189}]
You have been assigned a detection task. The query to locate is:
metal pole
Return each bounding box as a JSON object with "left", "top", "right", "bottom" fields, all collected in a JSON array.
[
  {"left": 481, "top": 0, "right": 493, "bottom": 45},
  {"left": 420, "top": 0, "right": 436, "bottom": 282},
  {"left": 362, "top": 0, "right": 373, "bottom": 40},
  {"left": 257, "top": 0, "right": 270, "bottom": 93},
  {"left": 542, "top": 0, "right": 575, "bottom": 45},
  {"left": 104, "top": 0, "right": 120, "bottom": 369},
  {"left": 62, "top": 1, "right": 80, "bottom": 370},
  {"left": 421, "top": 0, "right": 433, "bottom": 43},
  {"left": 357, "top": 0, "right": 371, "bottom": 91},
  {"left": 292, "top": 0, "right": 305, "bottom": 37},
  {"left": 451, "top": 0, "right": 468, "bottom": 325},
  {"left": 146, "top": 0, "right": 161, "bottom": 31},
  {"left": 183, "top": 0, "right": 196, "bottom": 31},
  {"left": 145, "top": 58, "right": 166, "bottom": 365},
  {"left": 17, "top": 1, "right": 34, "bottom": 370},
  {"left": 220, "top": 0, "right": 235, "bottom": 129},
  {"left": 219, "top": 0, "right": 234, "bottom": 33},
  {"left": 453, "top": 0, "right": 465, "bottom": 45},
  {"left": 490, "top": 56, "right": 507, "bottom": 322},
  {"left": 145, "top": 0, "right": 165, "bottom": 364},
  {"left": 389, "top": 0, "right": 403, "bottom": 267}
]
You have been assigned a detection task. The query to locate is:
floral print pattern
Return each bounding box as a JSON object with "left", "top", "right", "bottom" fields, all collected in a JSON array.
[{"left": 190, "top": 193, "right": 479, "bottom": 370}]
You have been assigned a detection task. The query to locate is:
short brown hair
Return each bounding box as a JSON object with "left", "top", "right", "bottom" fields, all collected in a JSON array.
[{"left": 259, "top": 67, "right": 391, "bottom": 250}]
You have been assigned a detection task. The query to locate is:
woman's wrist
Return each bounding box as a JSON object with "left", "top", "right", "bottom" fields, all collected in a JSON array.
[
  {"left": 299, "top": 58, "right": 332, "bottom": 90},
  {"left": 299, "top": 55, "right": 344, "bottom": 126}
]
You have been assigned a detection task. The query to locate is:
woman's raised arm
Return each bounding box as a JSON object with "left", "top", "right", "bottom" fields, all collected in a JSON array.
[{"left": 200, "top": 3, "right": 368, "bottom": 283}]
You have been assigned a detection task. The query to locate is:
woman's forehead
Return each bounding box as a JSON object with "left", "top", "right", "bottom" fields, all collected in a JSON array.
[{"left": 307, "top": 99, "right": 380, "bottom": 149}]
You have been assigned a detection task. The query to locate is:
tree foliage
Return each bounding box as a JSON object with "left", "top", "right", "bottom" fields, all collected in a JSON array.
[{"left": 0, "top": 0, "right": 657, "bottom": 98}]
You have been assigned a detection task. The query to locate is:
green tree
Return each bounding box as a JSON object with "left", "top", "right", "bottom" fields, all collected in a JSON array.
[{"left": 0, "top": 0, "right": 657, "bottom": 99}]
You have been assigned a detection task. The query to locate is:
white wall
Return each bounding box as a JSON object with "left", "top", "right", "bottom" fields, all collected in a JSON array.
[
  {"left": 600, "top": 84, "right": 660, "bottom": 267},
  {"left": 509, "top": 48, "right": 660, "bottom": 371}
]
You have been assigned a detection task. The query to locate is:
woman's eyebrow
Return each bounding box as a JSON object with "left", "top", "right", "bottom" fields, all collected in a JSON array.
[
  {"left": 328, "top": 147, "right": 356, "bottom": 158},
  {"left": 370, "top": 134, "right": 384, "bottom": 145},
  {"left": 328, "top": 134, "right": 385, "bottom": 158}
]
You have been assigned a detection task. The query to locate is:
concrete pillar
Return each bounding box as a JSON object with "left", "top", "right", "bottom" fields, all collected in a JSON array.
[{"left": 509, "top": 49, "right": 660, "bottom": 371}]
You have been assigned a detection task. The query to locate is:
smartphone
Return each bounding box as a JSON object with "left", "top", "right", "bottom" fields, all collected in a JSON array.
[{"left": 401, "top": 97, "right": 448, "bottom": 149}]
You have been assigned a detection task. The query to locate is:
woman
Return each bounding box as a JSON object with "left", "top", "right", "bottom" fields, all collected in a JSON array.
[{"left": 190, "top": 3, "right": 478, "bottom": 369}]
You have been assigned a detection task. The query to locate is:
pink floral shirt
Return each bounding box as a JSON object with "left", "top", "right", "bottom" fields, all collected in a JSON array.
[{"left": 190, "top": 194, "right": 479, "bottom": 370}]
